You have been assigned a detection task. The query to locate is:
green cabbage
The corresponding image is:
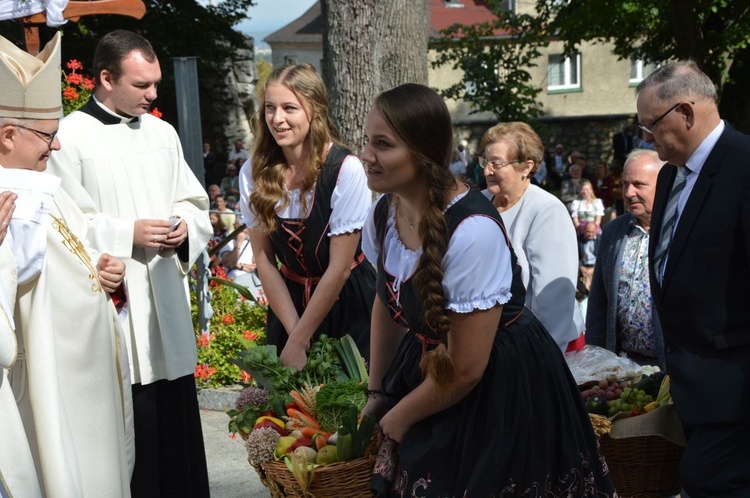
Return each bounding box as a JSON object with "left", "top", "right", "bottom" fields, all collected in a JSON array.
[{"left": 315, "top": 380, "right": 367, "bottom": 433}]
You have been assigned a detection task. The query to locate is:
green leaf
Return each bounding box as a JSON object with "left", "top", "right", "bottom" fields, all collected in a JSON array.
[{"left": 210, "top": 277, "right": 266, "bottom": 309}]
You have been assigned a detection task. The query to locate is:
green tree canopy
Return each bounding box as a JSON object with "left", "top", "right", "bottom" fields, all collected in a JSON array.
[
  {"left": 536, "top": 0, "right": 750, "bottom": 130},
  {"left": 1, "top": 0, "right": 256, "bottom": 145},
  {"left": 537, "top": 0, "right": 750, "bottom": 92},
  {"left": 431, "top": 7, "right": 548, "bottom": 121}
]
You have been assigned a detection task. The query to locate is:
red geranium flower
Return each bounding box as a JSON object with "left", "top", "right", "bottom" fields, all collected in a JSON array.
[
  {"left": 66, "top": 72, "right": 83, "bottom": 85},
  {"left": 62, "top": 87, "right": 79, "bottom": 100},
  {"left": 222, "top": 315, "right": 235, "bottom": 325},
  {"left": 149, "top": 107, "right": 163, "bottom": 118},
  {"left": 66, "top": 59, "right": 83, "bottom": 70}
]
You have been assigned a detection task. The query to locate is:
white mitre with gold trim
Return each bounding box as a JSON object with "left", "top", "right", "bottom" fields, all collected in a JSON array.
[{"left": 0, "top": 32, "right": 61, "bottom": 119}]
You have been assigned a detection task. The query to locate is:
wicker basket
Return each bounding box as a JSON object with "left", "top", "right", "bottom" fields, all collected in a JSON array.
[
  {"left": 599, "top": 434, "right": 683, "bottom": 498},
  {"left": 252, "top": 452, "right": 376, "bottom": 498},
  {"left": 589, "top": 405, "right": 686, "bottom": 498}
]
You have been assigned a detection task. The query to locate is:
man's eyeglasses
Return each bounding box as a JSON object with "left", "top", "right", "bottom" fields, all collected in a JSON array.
[
  {"left": 638, "top": 101, "right": 694, "bottom": 135},
  {"left": 481, "top": 158, "right": 523, "bottom": 171},
  {"left": 14, "top": 124, "right": 58, "bottom": 148}
]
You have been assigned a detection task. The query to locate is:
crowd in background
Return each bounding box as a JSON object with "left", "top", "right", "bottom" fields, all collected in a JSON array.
[{"left": 203, "top": 120, "right": 656, "bottom": 351}]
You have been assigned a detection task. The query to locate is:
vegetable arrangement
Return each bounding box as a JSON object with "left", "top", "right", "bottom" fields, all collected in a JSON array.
[
  {"left": 232, "top": 334, "right": 376, "bottom": 477},
  {"left": 582, "top": 371, "right": 671, "bottom": 418}
]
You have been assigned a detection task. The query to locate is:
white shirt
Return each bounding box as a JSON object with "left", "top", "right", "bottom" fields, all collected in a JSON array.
[
  {"left": 239, "top": 153, "right": 371, "bottom": 236},
  {"left": 362, "top": 192, "right": 513, "bottom": 313},
  {"left": 483, "top": 185, "right": 583, "bottom": 350}
]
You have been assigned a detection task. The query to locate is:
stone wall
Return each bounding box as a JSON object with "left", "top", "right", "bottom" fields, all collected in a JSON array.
[
  {"left": 454, "top": 115, "right": 637, "bottom": 174},
  {"left": 203, "top": 35, "right": 258, "bottom": 172}
]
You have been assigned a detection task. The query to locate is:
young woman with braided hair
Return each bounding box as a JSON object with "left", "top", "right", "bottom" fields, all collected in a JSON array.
[
  {"left": 239, "top": 63, "right": 375, "bottom": 369},
  {"left": 361, "top": 84, "right": 617, "bottom": 497}
]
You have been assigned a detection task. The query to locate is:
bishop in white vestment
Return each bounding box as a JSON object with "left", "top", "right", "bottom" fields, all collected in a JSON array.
[
  {"left": 0, "top": 240, "right": 42, "bottom": 498},
  {"left": 0, "top": 32, "right": 134, "bottom": 498}
]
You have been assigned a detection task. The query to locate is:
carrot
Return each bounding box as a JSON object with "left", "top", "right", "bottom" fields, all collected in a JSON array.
[
  {"left": 301, "top": 426, "right": 332, "bottom": 440},
  {"left": 287, "top": 408, "right": 320, "bottom": 429},
  {"left": 289, "top": 390, "right": 313, "bottom": 418}
]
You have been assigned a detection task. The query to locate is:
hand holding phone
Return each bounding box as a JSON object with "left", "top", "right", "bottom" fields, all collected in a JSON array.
[{"left": 168, "top": 217, "right": 182, "bottom": 233}]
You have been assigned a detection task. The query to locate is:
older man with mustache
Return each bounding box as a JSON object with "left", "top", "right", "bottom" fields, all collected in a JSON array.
[{"left": 585, "top": 148, "right": 666, "bottom": 367}]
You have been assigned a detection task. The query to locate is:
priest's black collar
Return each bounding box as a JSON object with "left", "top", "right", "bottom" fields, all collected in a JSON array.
[{"left": 79, "top": 98, "right": 140, "bottom": 125}]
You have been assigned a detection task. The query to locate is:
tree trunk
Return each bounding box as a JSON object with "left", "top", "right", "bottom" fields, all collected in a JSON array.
[
  {"left": 377, "top": 0, "right": 429, "bottom": 90},
  {"left": 322, "top": 0, "right": 428, "bottom": 151}
]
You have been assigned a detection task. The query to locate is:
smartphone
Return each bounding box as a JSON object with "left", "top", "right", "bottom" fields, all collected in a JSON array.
[{"left": 168, "top": 217, "right": 181, "bottom": 233}]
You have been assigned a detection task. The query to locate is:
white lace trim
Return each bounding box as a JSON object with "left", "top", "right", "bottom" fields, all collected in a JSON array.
[
  {"left": 446, "top": 291, "right": 512, "bottom": 314},
  {"left": 329, "top": 221, "right": 365, "bottom": 236},
  {"left": 381, "top": 187, "right": 473, "bottom": 307}
]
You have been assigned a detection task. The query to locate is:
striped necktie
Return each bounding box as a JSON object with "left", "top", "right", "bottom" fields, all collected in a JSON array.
[{"left": 653, "top": 165, "right": 690, "bottom": 282}]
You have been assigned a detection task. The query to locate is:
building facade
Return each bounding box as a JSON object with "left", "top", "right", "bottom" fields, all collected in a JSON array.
[{"left": 265, "top": 0, "right": 654, "bottom": 168}]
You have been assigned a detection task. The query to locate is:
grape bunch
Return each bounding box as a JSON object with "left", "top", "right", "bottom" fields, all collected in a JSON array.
[
  {"left": 581, "top": 378, "right": 630, "bottom": 402},
  {"left": 608, "top": 387, "right": 653, "bottom": 416}
]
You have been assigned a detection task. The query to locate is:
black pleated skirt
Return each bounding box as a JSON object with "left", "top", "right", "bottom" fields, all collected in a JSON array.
[{"left": 372, "top": 309, "right": 618, "bottom": 497}]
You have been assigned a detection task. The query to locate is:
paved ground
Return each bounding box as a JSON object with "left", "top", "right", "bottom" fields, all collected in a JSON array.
[{"left": 201, "top": 408, "right": 271, "bottom": 497}]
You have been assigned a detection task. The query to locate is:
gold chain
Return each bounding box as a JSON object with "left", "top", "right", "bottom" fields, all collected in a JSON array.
[{"left": 50, "top": 201, "right": 102, "bottom": 293}]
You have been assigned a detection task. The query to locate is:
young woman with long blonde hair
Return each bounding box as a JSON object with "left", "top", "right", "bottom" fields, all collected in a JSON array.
[{"left": 239, "top": 63, "right": 374, "bottom": 368}]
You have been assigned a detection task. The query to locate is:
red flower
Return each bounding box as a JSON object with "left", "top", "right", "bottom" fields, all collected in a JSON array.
[
  {"left": 197, "top": 332, "right": 213, "bottom": 348},
  {"left": 66, "top": 59, "right": 83, "bottom": 70},
  {"left": 62, "top": 87, "right": 79, "bottom": 101},
  {"left": 149, "top": 107, "right": 163, "bottom": 118},
  {"left": 240, "top": 371, "right": 253, "bottom": 383},
  {"left": 222, "top": 315, "right": 235, "bottom": 325},
  {"left": 66, "top": 72, "right": 83, "bottom": 85},
  {"left": 81, "top": 77, "right": 95, "bottom": 90},
  {"left": 194, "top": 364, "right": 217, "bottom": 379},
  {"left": 243, "top": 330, "right": 259, "bottom": 341},
  {"left": 195, "top": 364, "right": 208, "bottom": 379}
]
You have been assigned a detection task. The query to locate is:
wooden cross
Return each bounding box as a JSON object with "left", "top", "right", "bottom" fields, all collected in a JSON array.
[{"left": 21, "top": 0, "right": 146, "bottom": 54}]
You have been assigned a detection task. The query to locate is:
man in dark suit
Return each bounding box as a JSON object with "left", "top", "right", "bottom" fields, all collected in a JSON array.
[
  {"left": 612, "top": 125, "right": 634, "bottom": 170},
  {"left": 637, "top": 60, "right": 750, "bottom": 497}
]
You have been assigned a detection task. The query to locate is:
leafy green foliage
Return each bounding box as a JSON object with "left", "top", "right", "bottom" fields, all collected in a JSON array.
[
  {"left": 315, "top": 380, "right": 368, "bottom": 433},
  {"left": 233, "top": 345, "right": 299, "bottom": 393},
  {"left": 431, "top": 2, "right": 548, "bottom": 120},
  {"left": 233, "top": 334, "right": 349, "bottom": 395},
  {"left": 536, "top": 0, "right": 750, "bottom": 89},
  {"left": 191, "top": 279, "right": 267, "bottom": 388},
  {"left": 300, "top": 334, "right": 348, "bottom": 387},
  {"left": 0, "top": 0, "right": 256, "bottom": 129}
]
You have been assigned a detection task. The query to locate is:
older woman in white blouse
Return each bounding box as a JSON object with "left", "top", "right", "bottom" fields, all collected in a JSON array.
[{"left": 481, "top": 122, "right": 584, "bottom": 352}]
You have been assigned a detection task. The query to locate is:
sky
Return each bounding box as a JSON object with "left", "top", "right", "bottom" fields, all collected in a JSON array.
[{"left": 236, "top": 0, "right": 318, "bottom": 49}]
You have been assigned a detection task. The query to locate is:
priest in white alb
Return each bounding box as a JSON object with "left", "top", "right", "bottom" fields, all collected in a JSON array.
[
  {"left": 0, "top": 33, "right": 134, "bottom": 497},
  {"left": 47, "top": 30, "right": 212, "bottom": 495}
]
